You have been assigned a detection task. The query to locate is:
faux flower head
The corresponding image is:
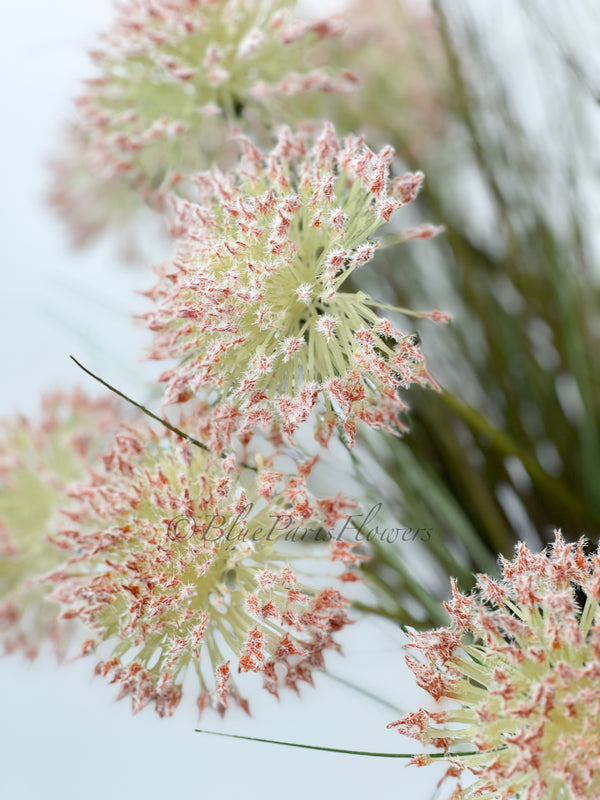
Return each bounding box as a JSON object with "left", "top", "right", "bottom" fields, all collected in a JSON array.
[
  {"left": 48, "top": 424, "right": 361, "bottom": 717},
  {"left": 0, "top": 390, "right": 122, "bottom": 658},
  {"left": 50, "top": 0, "right": 356, "bottom": 249},
  {"left": 144, "top": 123, "right": 445, "bottom": 448},
  {"left": 389, "top": 531, "right": 600, "bottom": 800}
]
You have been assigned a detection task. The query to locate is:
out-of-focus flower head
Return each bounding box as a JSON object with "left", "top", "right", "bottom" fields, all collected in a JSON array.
[
  {"left": 389, "top": 531, "right": 600, "bottom": 800},
  {"left": 143, "top": 122, "right": 445, "bottom": 449},
  {"left": 295, "top": 0, "right": 449, "bottom": 161},
  {"left": 0, "top": 390, "right": 123, "bottom": 658},
  {"left": 48, "top": 126, "right": 170, "bottom": 261},
  {"left": 48, "top": 424, "right": 361, "bottom": 717},
  {"left": 50, "top": 0, "right": 357, "bottom": 250}
]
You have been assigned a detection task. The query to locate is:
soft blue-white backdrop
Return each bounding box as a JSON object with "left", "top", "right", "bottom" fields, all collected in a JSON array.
[{"left": 0, "top": 2, "right": 442, "bottom": 798}]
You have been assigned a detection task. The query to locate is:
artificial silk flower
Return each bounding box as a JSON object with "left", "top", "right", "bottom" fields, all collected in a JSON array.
[
  {"left": 0, "top": 390, "right": 123, "bottom": 658},
  {"left": 48, "top": 424, "right": 361, "bottom": 717},
  {"left": 389, "top": 531, "right": 600, "bottom": 800},
  {"left": 144, "top": 122, "right": 446, "bottom": 449},
  {"left": 50, "top": 0, "right": 356, "bottom": 250}
]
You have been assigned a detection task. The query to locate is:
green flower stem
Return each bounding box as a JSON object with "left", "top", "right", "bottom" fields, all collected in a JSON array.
[
  {"left": 432, "top": 0, "right": 515, "bottom": 242},
  {"left": 352, "top": 599, "right": 420, "bottom": 627},
  {"left": 344, "top": 502, "right": 446, "bottom": 624},
  {"left": 70, "top": 355, "right": 210, "bottom": 452},
  {"left": 346, "top": 439, "right": 469, "bottom": 623},
  {"left": 196, "top": 728, "right": 484, "bottom": 759},
  {"left": 541, "top": 226, "right": 600, "bottom": 514},
  {"left": 367, "top": 537, "right": 448, "bottom": 627},
  {"left": 439, "top": 389, "right": 596, "bottom": 525},
  {"left": 412, "top": 397, "right": 515, "bottom": 557},
  {"left": 356, "top": 559, "right": 427, "bottom": 625},
  {"left": 383, "top": 434, "right": 499, "bottom": 575}
]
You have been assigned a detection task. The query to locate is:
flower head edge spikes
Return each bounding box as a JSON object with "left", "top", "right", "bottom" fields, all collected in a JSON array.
[
  {"left": 144, "top": 122, "right": 446, "bottom": 448},
  {"left": 389, "top": 531, "right": 600, "bottom": 800},
  {"left": 48, "top": 424, "right": 361, "bottom": 717}
]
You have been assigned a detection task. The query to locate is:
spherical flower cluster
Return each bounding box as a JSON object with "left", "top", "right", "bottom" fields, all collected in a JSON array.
[
  {"left": 51, "top": 0, "right": 356, "bottom": 249},
  {"left": 48, "top": 424, "right": 361, "bottom": 717},
  {"left": 144, "top": 123, "right": 444, "bottom": 448},
  {"left": 389, "top": 531, "right": 600, "bottom": 800},
  {"left": 0, "top": 390, "right": 122, "bottom": 658}
]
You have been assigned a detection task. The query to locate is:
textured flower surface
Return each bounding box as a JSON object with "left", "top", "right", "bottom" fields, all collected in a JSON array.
[
  {"left": 0, "top": 390, "right": 122, "bottom": 658},
  {"left": 50, "top": 0, "right": 355, "bottom": 248},
  {"left": 48, "top": 424, "right": 360, "bottom": 717},
  {"left": 389, "top": 532, "right": 600, "bottom": 800},
  {"left": 144, "top": 123, "right": 444, "bottom": 448}
]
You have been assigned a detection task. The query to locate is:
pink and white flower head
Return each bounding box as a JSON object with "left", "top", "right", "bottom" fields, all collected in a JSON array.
[
  {"left": 144, "top": 123, "right": 444, "bottom": 447},
  {"left": 389, "top": 531, "right": 600, "bottom": 800},
  {"left": 0, "top": 390, "right": 123, "bottom": 658},
  {"left": 51, "top": 0, "right": 355, "bottom": 248},
  {"left": 48, "top": 424, "right": 360, "bottom": 717}
]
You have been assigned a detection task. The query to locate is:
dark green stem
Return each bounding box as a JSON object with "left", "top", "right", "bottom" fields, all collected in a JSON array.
[
  {"left": 196, "top": 728, "right": 483, "bottom": 759},
  {"left": 440, "top": 389, "right": 594, "bottom": 524},
  {"left": 70, "top": 355, "right": 210, "bottom": 453}
]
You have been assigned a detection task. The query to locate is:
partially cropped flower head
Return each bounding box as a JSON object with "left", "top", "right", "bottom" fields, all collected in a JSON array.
[
  {"left": 50, "top": 0, "right": 356, "bottom": 249},
  {"left": 0, "top": 390, "right": 122, "bottom": 658},
  {"left": 48, "top": 424, "right": 360, "bottom": 717},
  {"left": 389, "top": 531, "right": 600, "bottom": 800},
  {"left": 144, "top": 123, "right": 445, "bottom": 448},
  {"left": 294, "top": 0, "right": 449, "bottom": 160}
]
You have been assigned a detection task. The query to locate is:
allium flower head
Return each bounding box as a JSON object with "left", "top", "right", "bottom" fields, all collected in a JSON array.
[
  {"left": 144, "top": 123, "right": 443, "bottom": 447},
  {"left": 389, "top": 532, "right": 600, "bottom": 800},
  {"left": 48, "top": 424, "right": 359, "bottom": 716},
  {"left": 51, "top": 0, "right": 356, "bottom": 248},
  {"left": 0, "top": 391, "right": 122, "bottom": 657}
]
